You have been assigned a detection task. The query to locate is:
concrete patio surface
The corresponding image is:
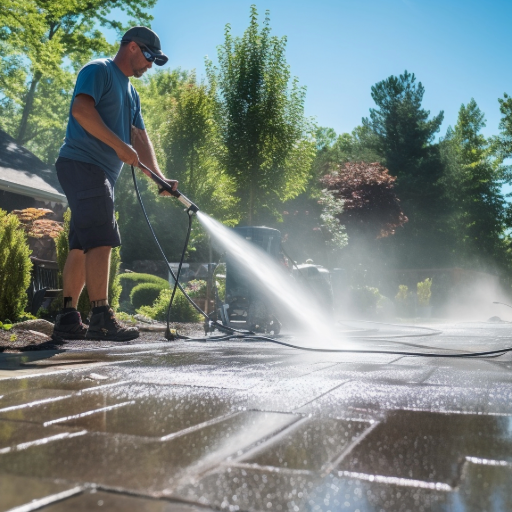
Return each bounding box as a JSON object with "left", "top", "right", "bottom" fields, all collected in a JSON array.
[{"left": 1, "top": 321, "right": 512, "bottom": 511}]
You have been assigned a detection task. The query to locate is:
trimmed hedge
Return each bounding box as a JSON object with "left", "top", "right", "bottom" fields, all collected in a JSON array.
[
  {"left": 138, "top": 288, "right": 202, "bottom": 323},
  {"left": 130, "top": 282, "right": 167, "bottom": 310},
  {"left": 119, "top": 272, "right": 169, "bottom": 303}
]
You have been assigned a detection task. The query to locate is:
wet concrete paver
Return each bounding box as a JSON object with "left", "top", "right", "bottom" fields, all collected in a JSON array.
[
  {"left": 0, "top": 391, "right": 132, "bottom": 425},
  {"left": 0, "top": 473, "right": 82, "bottom": 511},
  {"left": 2, "top": 322, "right": 512, "bottom": 510},
  {"left": 57, "top": 383, "right": 246, "bottom": 438},
  {"left": 239, "top": 417, "right": 373, "bottom": 472},
  {"left": 0, "top": 411, "right": 298, "bottom": 495}
]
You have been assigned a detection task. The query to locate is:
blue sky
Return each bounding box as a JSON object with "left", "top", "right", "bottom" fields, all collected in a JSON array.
[{"left": 106, "top": 0, "right": 511, "bottom": 139}]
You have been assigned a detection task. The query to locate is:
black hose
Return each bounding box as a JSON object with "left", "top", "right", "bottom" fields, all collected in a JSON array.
[
  {"left": 165, "top": 214, "right": 193, "bottom": 339},
  {"left": 130, "top": 165, "right": 248, "bottom": 337}
]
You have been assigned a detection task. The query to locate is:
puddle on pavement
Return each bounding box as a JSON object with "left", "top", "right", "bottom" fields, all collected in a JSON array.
[
  {"left": 0, "top": 351, "right": 62, "bottom": 370},
  {"left": 0, "top": 411, "right": 298, "bottom": 494},
  {"left": 240, "top": 417, "right": 372, "bottom": 471},
  {"left": 336, "top": 410, "right": 512, "bottom": 486},
  {"left": 58, "top": 383, "right": 246, "bottom": 437}
]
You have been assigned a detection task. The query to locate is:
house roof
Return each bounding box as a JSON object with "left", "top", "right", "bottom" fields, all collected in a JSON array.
[{"left": 0, "top": 129, "right": 67, "bottom": 204}]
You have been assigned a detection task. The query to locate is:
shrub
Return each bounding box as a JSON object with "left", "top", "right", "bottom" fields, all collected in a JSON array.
[
  {"left": 109, "top": 243, "right": 122, "bottom": 311},
  {"left": 138, "top": 288, "right": 202, "bottom": 323},
  {"left": 0, "top": 210, "right": 32, "bottom": 321},
  {"left": 118, "top": 272, "right": 169, "bottom": 303},
  {"left": 417, "top": 278, "right": 432, "bottom": 307},
  {"left": 395, "top": 285, "right": 409, "bottom": 302},
  {"left": 55, "top": 208, "right": 122, "bottom": 318},
  {"left": 184, "top": 279, "right": 207, "bottom": 299},
  {"left": 130, "top": 282, "right": 167, "bottom": 310},
  {"left": 350, "top": 286, "right": 381, "bottom": 315}
]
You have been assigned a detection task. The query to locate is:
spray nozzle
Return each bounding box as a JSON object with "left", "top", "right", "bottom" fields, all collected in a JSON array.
[
  {"left": 136, "top": 161, "right": 199, "bottom": 213},
  {"left": 171, "top": 189, "right": 200, "bottom": 214}
]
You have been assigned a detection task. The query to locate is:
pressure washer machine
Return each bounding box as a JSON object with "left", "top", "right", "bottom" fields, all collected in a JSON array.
[
  {"left": 217, "top": 226, "right": 335, "bottom": 334},
  {"left": 219, "top": 226, "right": 284, "bottom": 334}
]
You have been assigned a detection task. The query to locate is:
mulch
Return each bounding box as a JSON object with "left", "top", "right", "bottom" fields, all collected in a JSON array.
[{"left": 0, "top": 322, "right": 206, "bottom": 353}]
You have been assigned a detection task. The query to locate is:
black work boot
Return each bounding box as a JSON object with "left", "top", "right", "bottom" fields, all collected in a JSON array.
[
  {"left": 86, "top": 307, "right": 139, "bottom": 341},
  {"left": 52, "top": 310, "right": 87, "bottom": 341}
]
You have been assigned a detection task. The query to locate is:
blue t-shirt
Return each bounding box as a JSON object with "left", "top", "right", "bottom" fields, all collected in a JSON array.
[{"left": 59, "top": 58, "right": 145, "bottom": 186}]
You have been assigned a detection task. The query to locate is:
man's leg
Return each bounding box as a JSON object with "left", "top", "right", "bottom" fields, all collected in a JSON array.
[
  {"left": 85, "top": 246, "right": 111, "bottom": 302},
  {"left": 85, "top": 246, "right": 139, "bottom": 341},
  {"left": 62, "top": 249, "right": 86, "bottom": 307},
  {"left": 52, "top": 248, "right": 88, "bottom": 341}
]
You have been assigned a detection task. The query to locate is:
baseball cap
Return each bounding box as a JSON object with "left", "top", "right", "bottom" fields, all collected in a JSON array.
[{"left": 121, "top": 26, "right": 168, "bottom": 66}]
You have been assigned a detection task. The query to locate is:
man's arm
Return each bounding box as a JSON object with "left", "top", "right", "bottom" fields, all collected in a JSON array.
[
  {"left": 72, "top": 94, "right": 138, "bottom": 166},
  {"left": 131, "top": 125, "right": 178, "bottom": 194}
]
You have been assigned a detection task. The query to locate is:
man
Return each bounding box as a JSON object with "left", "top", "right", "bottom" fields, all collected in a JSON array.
[{"left": 52, "top": 26, "right": 177, "bottom": 342}]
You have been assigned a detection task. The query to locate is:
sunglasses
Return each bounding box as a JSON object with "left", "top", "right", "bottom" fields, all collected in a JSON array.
[{"left": 137, "top": 44, "right": 155, "bottom": 63}]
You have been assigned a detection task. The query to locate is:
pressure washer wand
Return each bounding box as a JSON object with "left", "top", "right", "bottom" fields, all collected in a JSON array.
[{"left": 136, "top": 161, "right": 199, "bottom": 214}]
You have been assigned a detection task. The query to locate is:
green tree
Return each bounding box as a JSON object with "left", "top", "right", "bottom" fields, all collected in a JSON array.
[
  {"left": 206, "top": 5, "right": 315, "bottom": 224},
  {"left": 161, "top": 76, "right": 239, "bottom": 224},
  {"left": 0, "top": 0, "right": 156, "bottom": 160},
  {"left": 312, "top": 125, "right": 383, "bottom": 179},
  {"left": 116, "top": 70, "right": 239, "bottom": 267},
  {"left": 441, "top": 99, "right": 510, "bottom": 270}
]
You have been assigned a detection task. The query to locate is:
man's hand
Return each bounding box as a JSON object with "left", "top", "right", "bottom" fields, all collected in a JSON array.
[
  {"left": 158, "top": 178, "right": 179, "bottom": 196},
  {"left": 115, "top": 143, "right": 139, "bottom": 166}
]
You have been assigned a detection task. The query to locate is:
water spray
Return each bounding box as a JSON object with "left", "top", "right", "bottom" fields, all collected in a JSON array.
[{"left": 130, "top": 163, "right": 512, "bottom": 358}]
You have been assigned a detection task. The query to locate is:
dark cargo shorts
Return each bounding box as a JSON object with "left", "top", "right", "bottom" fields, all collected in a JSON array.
[{"left": 56, "top": 157, "right": 121, "bottom": 253}]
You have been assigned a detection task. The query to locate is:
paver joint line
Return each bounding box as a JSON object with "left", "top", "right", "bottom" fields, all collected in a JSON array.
[
  {"left": 336, "top": 470, "right": 454, "bottom": 491},
  {"left": 231, "top": 416, "right": 309, "bottom": 463},
  {"left": 325, "top": 420, "right": 381, "bottom": 477},
  {"left": 0, "top": 430, "right": 87, "bottom": 455},
  {"left": 42, "top": 401, "right": 134, "bottom": 426},
  {"left": 465, "top": 456, "right": 512, "bottom": 467},
  {"left": 160, "top": 410, "right": 243, "bottom": 441},
  {"left": 227, "top": 461, "right": 313, "bottom": 476},
  {"left": 4, "top": 486, "right": 83, "bottom": 512},
  {"left": 294, "top": 378, "right": 353, "bottom": 410}
]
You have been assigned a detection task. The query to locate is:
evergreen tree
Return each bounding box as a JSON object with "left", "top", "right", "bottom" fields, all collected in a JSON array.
[
  {"left": 442, "top": 99, "right": 510, "bottom": 271},
  {"left": 363, "top": 71, "right": 448, "bottom": 267}
]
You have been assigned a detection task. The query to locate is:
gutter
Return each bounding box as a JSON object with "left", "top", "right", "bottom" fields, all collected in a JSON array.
[{"left": 0, "top": 177, "right": 67, "bottom": 205}]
